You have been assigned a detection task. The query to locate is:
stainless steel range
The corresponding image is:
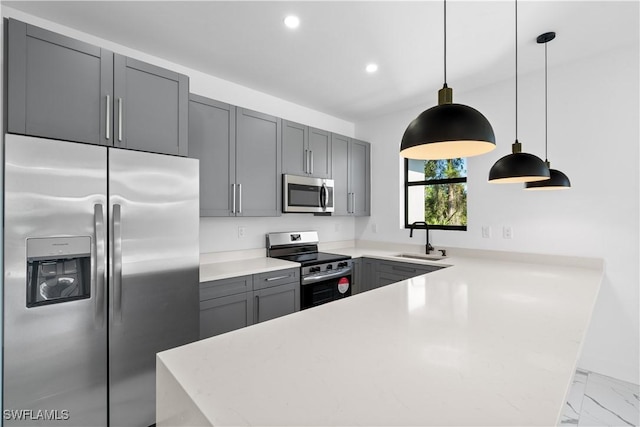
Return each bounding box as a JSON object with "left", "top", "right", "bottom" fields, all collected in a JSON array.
[{"left": 266, "top": 231, "right": 352, "bottom": 309}]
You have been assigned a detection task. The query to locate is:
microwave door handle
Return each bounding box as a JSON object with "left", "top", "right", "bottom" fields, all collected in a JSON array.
[{"left": 320, "top": 183, "right": 327, "bottom": 210}]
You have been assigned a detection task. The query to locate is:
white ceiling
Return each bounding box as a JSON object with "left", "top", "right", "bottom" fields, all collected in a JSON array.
[{"left": 3, "top": 1, "right": 638, "bottom": 122}]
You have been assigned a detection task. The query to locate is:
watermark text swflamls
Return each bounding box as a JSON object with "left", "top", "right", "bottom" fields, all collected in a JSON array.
[{"left": 3, "top": 409, "right": 70, "bottom": 421}]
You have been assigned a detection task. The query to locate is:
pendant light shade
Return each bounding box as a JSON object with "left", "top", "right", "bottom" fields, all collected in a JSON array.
[
  {"left": 400, "top": 1, "right": 496, "bottom": 160},
  {"left": 525, "top": 165, "right": 571, "bottom": 190},
  {"left": 489, "top": 141, "right": 550, "bottom": 183},
  {"left": 488, "top": 0, "right": 549, "bottom": 184},
  {"left": 524, "top": 32, "right": 571, "bottom": 191}
]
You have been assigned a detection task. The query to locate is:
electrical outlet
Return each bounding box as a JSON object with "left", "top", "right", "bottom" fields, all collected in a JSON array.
[
  {"left": 503, "top": 226, "right": 513, "bottom": 239},
  {"left": 482, "top": 226, "right": 491, "bottom": 238},
  {"left": 238, "top": 226, "right": 246, "bottom": 238},
  {"left": 371, "top": 223, "right": 377, "bottom": 233}
]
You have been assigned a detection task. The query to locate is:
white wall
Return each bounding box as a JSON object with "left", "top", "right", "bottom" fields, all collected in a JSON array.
[
  {"left": 1, "top": 7, "right": 358, "bottom": 254},
  {"left": 354, "top": 43, "right": 640, "bottom": 385}
]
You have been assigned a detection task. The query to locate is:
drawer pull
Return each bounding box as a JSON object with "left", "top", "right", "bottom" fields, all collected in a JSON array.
[{"left": 266, "top": 275, "right": 291, "bottom": 282}]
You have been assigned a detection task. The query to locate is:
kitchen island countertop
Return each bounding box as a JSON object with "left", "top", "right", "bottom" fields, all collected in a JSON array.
[{"left": 161, "top": 251, "right": 603, "bottom": 426}]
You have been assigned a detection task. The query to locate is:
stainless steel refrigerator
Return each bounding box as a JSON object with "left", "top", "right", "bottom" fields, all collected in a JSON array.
[{"left": 2, "top": 134, "right": 200, "bottom": 426}]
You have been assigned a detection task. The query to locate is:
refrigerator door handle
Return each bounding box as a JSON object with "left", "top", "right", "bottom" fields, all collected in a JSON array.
[
  {"left": 113, "top": 204, "right": 123, "bottom": 323},
  {"left": 94, "top": 204, "right": 106, "bottom": 327}
]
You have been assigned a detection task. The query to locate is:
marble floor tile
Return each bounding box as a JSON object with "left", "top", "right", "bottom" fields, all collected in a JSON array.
[
  {"left": 578, "top": 373, "right": 640, "bottom": 427},
  {"left": 560, "top": 370, "right": 589, "bottom": 425}
]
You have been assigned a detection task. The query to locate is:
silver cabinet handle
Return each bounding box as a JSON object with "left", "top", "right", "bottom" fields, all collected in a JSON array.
[
  {"left": 94, "top": 204, "right": 106, "bottom": 327},
  {"left": 310, "top": 151, "right": 314, "bottom": 175},
  {"left": 348, "top": 192, "right": 353, "bottom": 214},
  {"left": 238, "top": 183, "right": 242, "bottom": 214},
  {"left": 105, "top": 95, "right": 111, "bottom": 140},
  {"left": 231, "top": 183, "right": 236, "bottom": 214},
  {"left": 117, "top": 98, "right": 123, "bottom": 142},
  {"left": 266, "top": 275, "right": 291, "bottom": 282},
  {"left": 304, "top": 149, "right": 308, "bottom": 173},
  {"left": 112, "top": 204, "right": 123, "bottom": 323},
  {"left": 352, "top": 193, "right": 356, "bottom": 214}
]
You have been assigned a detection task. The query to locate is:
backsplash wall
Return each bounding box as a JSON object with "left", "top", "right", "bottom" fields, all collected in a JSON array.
[{"left": 200, "top": 216, "right": 356, "bottom": 253}]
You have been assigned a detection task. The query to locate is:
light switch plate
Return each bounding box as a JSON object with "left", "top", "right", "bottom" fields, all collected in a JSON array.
[{"left": 482, "top": 226, "right": 491, "bottom": 238}]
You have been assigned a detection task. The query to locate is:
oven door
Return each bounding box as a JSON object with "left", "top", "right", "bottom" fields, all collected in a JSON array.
[
  {"left": 301, "top": 271, "right": 351, "bottom": 309},
  {"left": 283, "top": 174, "right": 334, "bottom": 213}
]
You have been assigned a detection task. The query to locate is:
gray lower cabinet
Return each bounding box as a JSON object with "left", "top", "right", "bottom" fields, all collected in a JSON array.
[
  {"left": 331, "top": 134, "right": 371, "bottom": 216},
  {"left": 199, "top": 268, "right": 299, "bottom": 340},
  {"left": 358, "top": 257, "right": 442, "bottom": 292},
  {"left": 351, "top": 259, "right": 362, "bottom": 294},
  {"left": 254, "top": 282, "right": 300, "bottom": 324},
  {"left": 282, "top": 120, "right": 331, "bottom": 179},
  {"left": 7, "top": 18, "right": 189, "bottom": 156}
]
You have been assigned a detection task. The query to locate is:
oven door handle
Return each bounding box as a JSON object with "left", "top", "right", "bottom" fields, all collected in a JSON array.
[{"left": 302, "top": 268, "right": 352, "bottom": 284}]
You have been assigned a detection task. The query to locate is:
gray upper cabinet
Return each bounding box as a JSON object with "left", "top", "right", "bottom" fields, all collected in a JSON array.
[
  {"left": 331, "top": 134, "right": 371, "bottom": 216},
  {"left": 282, "top": 120, "right": 331, "bottom": 179},
  {"left": 308, "top": 127, "right": 332, "bottom": 178},
  {"left": 6, "top": 18, "right": 189, "bottom": 156},
  {"left": 235, "top": 108, "right": 282, "bottom": 217},
  {"left": 7, "top": 18, "right": 112, "bottom": 146},
  {"left": 188, "top": 95, "right": 236, "bottom": 216},
  {"left": 188, "top": 99, "right": 281, "bottom": 217},
  {"left": 331, "top": 133, "right": 350, "bottom": 216},
  {"left": 113, "top": 55, "right": 188, "bottom": 156},
  {"left": 349, "top": 139, "right": 371, "bottom": 216},
  {"left": 282, "top": 120, "right": 307, "bottom": 176}
]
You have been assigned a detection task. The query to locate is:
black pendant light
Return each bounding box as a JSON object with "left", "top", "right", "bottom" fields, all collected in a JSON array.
[
  {"left": 488, "top": 0, "right": 550, "bottom": 184},
  {"left": 400, "top": 0, "right": 496, "bottom": 160},
  {"left": 525, "top": 32, "right": 571, "bottom": 191}
]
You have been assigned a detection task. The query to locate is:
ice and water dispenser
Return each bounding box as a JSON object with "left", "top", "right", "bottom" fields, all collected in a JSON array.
[{"left": 26, "top": 236, "right": 91, "bottom": 307}]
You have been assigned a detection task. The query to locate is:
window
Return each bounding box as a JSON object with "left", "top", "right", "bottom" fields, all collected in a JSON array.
[{"left": 404, "top": 158, "right": 467, "bottom": 231}]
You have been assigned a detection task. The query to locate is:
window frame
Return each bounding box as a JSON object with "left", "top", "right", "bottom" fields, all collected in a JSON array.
[{"left": 403, "top": 158, "right": 468, "bottom": 231}]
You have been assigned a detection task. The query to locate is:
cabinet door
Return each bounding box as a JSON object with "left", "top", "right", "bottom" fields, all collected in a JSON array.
[
  {"left": 254, "top": 282, "right": 300, "bottom": 324},
  {"left": 374, "top": 271, "right": 409, "bottom": 289},
  {"left": 7, "top": 19, "right": 113, "bottom": 146},
  {"left": 189, "top": 95, "right": 236, "bottom": 216},
  {"left": 350, "top": 139, "right": 371, "bottom": 216},
  {"left": 351, "top": 259, "right": 362, "bottom": 295},
  {"left": 235, "top": 108, "right": 282, "bottom": 216},
  {"left": 200, "top": 292, "right": 253, "bottom": 339},
  {"left": 331, "top": 133, "right": 350, "bottom": 216},
  {"left": 308, "top": 127, "right": 332, "bottom": 178},
  {"left": 361, "top": 258, "right": 376, "bottom": 292},
  {"left": 114, "top": 55, "right": 188, "bottom": 156},
  {"left": 282, "top": 120, "right": 308, "bottom": 176}
]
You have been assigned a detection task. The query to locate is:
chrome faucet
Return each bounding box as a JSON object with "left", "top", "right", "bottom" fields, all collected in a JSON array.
[{"left": 409, "top": 221, "right": 434, "bottom": 255}]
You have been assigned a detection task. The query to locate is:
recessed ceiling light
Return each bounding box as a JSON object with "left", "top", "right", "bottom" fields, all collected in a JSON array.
[
  {"left": 366, "top": 63, "right": 378, "bottom": 73},
  {"left": 284, "top": 15, "right": 300, "bottom": 29}
]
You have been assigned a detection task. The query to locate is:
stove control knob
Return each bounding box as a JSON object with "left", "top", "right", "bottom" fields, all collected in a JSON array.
[
  {"left": 326, "top": 264, "right": 333, "bottom": 270},
  {"left": 311, "top": 267, "right": 320, "bottom": 273},
  {"left": 337, "top": 262, "right": 347, "bottom": 268}
]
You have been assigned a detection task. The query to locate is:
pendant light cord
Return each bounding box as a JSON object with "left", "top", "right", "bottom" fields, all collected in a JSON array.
[
  {"left": 544, "top": 41, "right": 548, "bottom": 161},
  {"left": 515, "top": 0, "right": 518, "bottom": 140},
  {"left": 443, "top": 0, "right": 447, "bottom": 85}
]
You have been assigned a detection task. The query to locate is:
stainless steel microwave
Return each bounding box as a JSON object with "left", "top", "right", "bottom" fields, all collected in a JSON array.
[{"left": 283, "top": 174, "right": 334, "bottom": 213}]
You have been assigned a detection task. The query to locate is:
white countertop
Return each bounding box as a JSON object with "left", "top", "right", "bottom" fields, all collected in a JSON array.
[
  {"left": 200, "top": 257, "right": 300, "bottom": 282},
  {"left": 159, "top": 251, "right": 603, "bottom": 426}
]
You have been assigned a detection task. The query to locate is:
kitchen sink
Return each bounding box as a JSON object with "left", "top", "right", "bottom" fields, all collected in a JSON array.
[{"left": 394, "top": 253, "right": 447, "bottom": 262}]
